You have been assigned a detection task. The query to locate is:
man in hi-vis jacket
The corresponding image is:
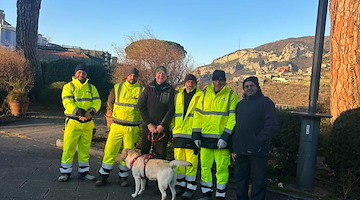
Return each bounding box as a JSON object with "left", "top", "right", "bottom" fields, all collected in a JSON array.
[
  {"left": 58, "top": 63, "right": 101, "bottom": 182},
  {"left": 171, "top": 74, "right": 202, "bottom": 199},
  {"left": 96, "top": 68, "right": 143, "bottom": 187},
  {"left": 192, "top": 70, "right": 238, "bottom": 200}
]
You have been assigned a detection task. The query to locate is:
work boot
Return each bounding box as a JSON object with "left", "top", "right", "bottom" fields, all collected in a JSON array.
[
  {"left": 182, "top": 189, "right": 195, "bottom": 199},
  {"left": 197, "top": 192, "right": 213, "bottom": 200},
  {"left": 176, "top": 186, "right": 186, "bottom": 196},
  {"left": 119, "top": 177, "right": 130, "bottom": 187},
  {"left": 57, "top": 173, "right": 70, "bottom": 182},
  {"left": 95, "top": 174, "right": 108, "bottom": 186},
  {"left": 78, "top": 172, "right": 96, "bottom": 181}
]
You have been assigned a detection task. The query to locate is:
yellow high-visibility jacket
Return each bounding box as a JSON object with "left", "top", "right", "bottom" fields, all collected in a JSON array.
[
  {"left": 171, "top": 87, "right": 203, "bottom": 148},
  {"left": 112, "top": 81, "right": 143, "bottom": 125},
  {"left": 192, "top": 83, "right": 238, "bottom": 149},
  {"left": 62, "top": 77, "right": 101, "bottom": 118}
]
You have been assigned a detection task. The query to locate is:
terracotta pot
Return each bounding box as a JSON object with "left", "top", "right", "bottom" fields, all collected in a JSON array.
[{"left": 9, "top": 101, "right": 29, "bottom": 117}]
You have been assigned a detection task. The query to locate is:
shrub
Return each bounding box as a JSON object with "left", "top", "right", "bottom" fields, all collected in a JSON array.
[
  {"left": 269, "top": 109, "right": 301, "bottom": 179},
  {"left": 43, "top": 59, "right": 112, "bottom": 102},
  {"left": 38, "top": 81, "right": 66, "bottom": 107},
  {"left": 325, "top": 107, "right": 360, "bottom": 199},
  {"left": 0, "top": 47, "right": 34, "bottom": 102}
]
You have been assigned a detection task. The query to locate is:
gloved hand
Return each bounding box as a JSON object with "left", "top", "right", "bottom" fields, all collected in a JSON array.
[
  {"left": 194, "top": 140, "right": 201, "bottom": 148},
  {"left": 217, "top": 139, "right": 227, "bottom": 149}
]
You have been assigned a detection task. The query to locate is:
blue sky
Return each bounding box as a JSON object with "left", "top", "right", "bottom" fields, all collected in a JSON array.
[{"left": 1, "top": 0, "right": 330, "bottom": 67}]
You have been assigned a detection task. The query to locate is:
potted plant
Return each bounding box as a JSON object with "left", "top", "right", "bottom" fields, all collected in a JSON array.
[{"left": 0, "top": 47, "right": 34, "bottom": 117}]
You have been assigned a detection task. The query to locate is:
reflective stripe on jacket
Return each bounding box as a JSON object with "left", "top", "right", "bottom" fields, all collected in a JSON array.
[
  {"left": 172, "top": 87, "right": 203, "bottom": 139},
  {"left": 192, "top": 83, "right": 238, "bottom": 148},
  {"left": 62, "top": 77, "right": 101, "bottom": 118},
  {"left": 112, "top": 81, "right": 143, "bottom": 125}
]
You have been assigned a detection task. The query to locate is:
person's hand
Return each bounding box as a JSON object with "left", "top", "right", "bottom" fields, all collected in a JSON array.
[
  {"left": 147, "top": 123, "right": 157, "bottom": 133},
  {"left": 231, "top": 153, "right": 237, "bottom": 162},
  {"left": 85, "top": 110, "right": 92, "bottom": 119},
  {"left": 78, "top": 116, "right": 87, "bottom": 122},
  {"left": 194, "top": 140, "right": 201, "bottom": 148},
  {"left": 217, "top": 139, "right": 227, "bottom": 149},
  {"left": 156, "top": 125, "right": 164, "bottom": 133}
]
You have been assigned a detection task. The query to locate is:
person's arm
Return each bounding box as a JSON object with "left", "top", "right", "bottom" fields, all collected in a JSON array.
[
  {"left": 220, "top": 91, "right": 239, "bottom": 142},
  {"left": 256, "top": 97, "right": 278, "bottom": 144},
  {"left": 138, "top": 86, "right": 152, "bottom": 125},
  {"left": 192, "top": 92, "right": 204, "bottom": 141},
  {"left": 159, "top": 87, "right": 175, "bottom": 128},
  {"left": 106, "top": 88, "right": 115, "bottom": 113},
  {"left": 62, "top": 83, "right": 84, "bottom": 117}
]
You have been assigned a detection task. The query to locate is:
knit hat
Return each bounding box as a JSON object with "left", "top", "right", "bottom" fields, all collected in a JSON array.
[
  {"left": 74, "top": 63, "right": 88, "bottom": 73},
  {"left": 212, "top": 70, "right": 226, "bottom": 81},
  {"left": 184, "top": 74, "right": 197, "bottom": 84},
  {"left": 126, "top": 67, "right": 139, "bottom": 77},
  {"left": 243, "top": 76, "right": 260, "bottom": 88},
  {"left": 155, "top": 66, "right": 167, "bottom": 74}
]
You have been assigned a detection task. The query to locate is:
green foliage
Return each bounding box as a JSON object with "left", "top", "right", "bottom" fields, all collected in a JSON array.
[
  {"left": 269, "top": 110, "right": 301, "bottom": 178},
  {"left": 42, "top": 59, "right": 112, "bottom": 102},
  {"left": 38, "top": 81, "right": 66, "bottom": 107},
  {"left": 325, "top": 107, "right": 360, "bottom": 198},
  {"left": 43, "top": 59, "right": 81, "bottom": 84}
]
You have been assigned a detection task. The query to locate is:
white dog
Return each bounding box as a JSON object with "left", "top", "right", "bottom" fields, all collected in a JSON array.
[{"left": 120, "top": 149, "right": 192, "bottom": 200}]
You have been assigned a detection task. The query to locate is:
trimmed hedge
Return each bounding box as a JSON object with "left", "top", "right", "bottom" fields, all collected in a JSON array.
[{"left": 269, "top": 110, "right": 301, "bottom": 178}]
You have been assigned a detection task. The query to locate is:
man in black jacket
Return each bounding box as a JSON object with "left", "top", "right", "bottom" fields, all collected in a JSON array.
[
  {"left": 138, "top": 66, "right": 175, "bottom": 159},
  {"left": 232, "top": 76, "right": 278, "bottom": 200}
]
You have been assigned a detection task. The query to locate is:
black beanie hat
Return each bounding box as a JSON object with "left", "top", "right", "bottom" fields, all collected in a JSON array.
[
  {"left": 184, "top": 74, "right": 197, "bottom": 84},
  {"left": 243, "top": 76, "right": 260, "bottom": 88},
  {"left": 212, "top": 70, "right": 226, "bottom": 81},
  {"left": 126, "top": 67, "right": 139, "bottom": 77},
  {"left": 74, "top": 63, "right": 88, "bottom": 73}
]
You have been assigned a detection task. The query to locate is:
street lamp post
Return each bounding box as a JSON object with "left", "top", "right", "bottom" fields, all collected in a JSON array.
[{"left": 291, "top": 0, "right": 332, "bottom": 191}]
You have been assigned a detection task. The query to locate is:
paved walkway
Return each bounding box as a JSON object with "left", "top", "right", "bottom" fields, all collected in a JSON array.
[{"left": 0, "top": 111, "right": 304, "bottom": 200}]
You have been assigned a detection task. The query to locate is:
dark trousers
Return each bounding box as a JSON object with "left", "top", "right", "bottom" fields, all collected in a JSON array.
[
  {"left": 140, "top": 126, "right": 169, "bottom": 159},
  {"left": 234, "top": 153, "right": 268, "bottom": 200}
]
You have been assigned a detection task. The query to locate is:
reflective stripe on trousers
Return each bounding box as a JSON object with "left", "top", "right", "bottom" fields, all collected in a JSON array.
[
  {"left": 174, "top": 148, "right": 199, "bottom": 190},
  {"left": 60, "top": 119, "right": 95, "bottom": 174},
  {"left": 99, "top": 123, "right": 139, "bottom": 177}
]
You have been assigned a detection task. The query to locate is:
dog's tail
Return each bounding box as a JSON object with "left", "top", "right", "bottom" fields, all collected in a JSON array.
[{"left": 169, "top": 160, "right": 192, "bottom": 167}]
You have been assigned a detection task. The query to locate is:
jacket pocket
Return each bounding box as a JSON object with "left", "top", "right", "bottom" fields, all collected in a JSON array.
[{"left": 160, "top": 92, "right": 170, "bottom": 103}]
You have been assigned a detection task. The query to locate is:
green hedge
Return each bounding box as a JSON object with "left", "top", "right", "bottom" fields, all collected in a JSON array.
[
  {"left": 38, "top": 81, "right": 66, "bottom": 107},
  {"left": 269, "top": 110, "right": 301, "bottom": 178},
  {"left": 42, "top": 59, "right": 112, "bottom": 102}
]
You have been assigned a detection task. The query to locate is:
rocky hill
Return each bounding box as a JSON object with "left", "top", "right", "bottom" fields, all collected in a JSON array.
[{"left": 193, "top": 36, "right": 330, "bottom": 82}]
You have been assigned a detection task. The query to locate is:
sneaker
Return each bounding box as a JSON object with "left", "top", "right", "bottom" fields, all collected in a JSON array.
[
  {"left": 182, "top": 190, "right": 195, "bottom": 199},
  {"left": 58, "top": 174, "right": 70, "bottom": 182},
  {"left": 79, "top": 173, "right": 96, "bottom": 181},
  {"left": 119, "top": 177, "right": 130, "bottom": 187},
  {"left": 95, "top": 175, "right": 108, "bottom": 186}
]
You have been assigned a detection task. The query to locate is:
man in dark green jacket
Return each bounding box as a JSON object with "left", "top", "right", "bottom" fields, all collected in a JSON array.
[{"left": 138, "top": 66, "right": 175, "bottom": 159}]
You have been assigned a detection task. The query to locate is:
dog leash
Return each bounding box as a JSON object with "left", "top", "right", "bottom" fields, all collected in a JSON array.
[{"left": 147, "top": 131, "right": 165, "bottom": 154}]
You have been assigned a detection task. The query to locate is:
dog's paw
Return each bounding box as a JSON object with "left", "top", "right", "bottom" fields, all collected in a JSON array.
[{"left": 131, "top": 193, "right": 138, "bottom": 198}]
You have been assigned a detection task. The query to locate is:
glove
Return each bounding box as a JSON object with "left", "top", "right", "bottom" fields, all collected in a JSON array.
[
  {"left": 194, "top": 140, "right": 201, "bottom": 148},
  {"left": 217, "top": 139, "right": 227, "bottom": 149}
]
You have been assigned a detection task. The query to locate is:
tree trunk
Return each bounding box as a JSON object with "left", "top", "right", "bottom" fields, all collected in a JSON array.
[
  {"left": 16, "top": 0, "right": 43, "bottom": 91},
  {"left": 330, "top": 0, "right": 360, "bottom": 122}
]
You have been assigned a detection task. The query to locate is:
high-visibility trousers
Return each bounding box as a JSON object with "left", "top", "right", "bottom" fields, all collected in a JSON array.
[
  {"left": 200, "top": 147, "right": 230, "bottom": 198},
  {"left": 174, "top": 148, "right": 199, "bottom": 191},
  {"left": 99, "top": 123, "right": 139, "bottom": 177},
  {"left": 60, "top": 118, "right": 95, "bottom": 174}
]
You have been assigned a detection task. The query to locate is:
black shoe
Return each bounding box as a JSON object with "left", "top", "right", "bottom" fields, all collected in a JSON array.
[
  {"left": 119, "top": 177, "right": 130, "bottom": 187},
  {"left": 182, "top": 189, "right": 195, "bottom": 199},
  {"left": 95, "top": 174, "right": 108, "bottom": 186},
  {"left": 215, "top": 197, "right": 225, "bottom": 200},
  {"left": 78, "top": 173, "right": 96, "bottom": 181},
  {"left": 176, "top": 186, "right": 186, "bottom": 196}
]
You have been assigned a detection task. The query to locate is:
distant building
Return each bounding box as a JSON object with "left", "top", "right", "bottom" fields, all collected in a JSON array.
[
  {"left": 0, "top": 10, "right": 16, "bottom": 48},
  {"left": 0, "top": 10, "right": 50, "bottom": 48}
]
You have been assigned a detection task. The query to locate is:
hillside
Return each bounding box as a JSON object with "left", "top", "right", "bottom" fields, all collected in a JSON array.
[{"left": 193, "top": 36, "right": 330, "bottom": 83}]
